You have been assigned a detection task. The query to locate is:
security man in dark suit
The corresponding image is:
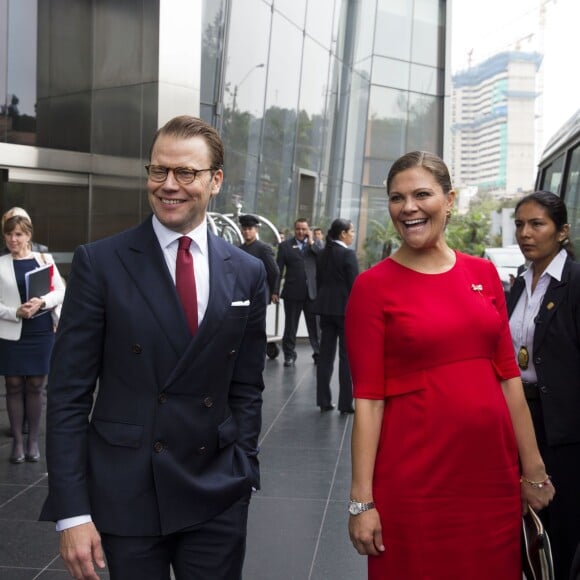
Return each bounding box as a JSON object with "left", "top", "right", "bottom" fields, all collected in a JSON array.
[
  {"left": 40, "top": 116, "right": 268, "bottom": 580},
  {"left": 273, "top": 218, "right": 321, "bottom": 367},
  {"left": 239, "top": 214, "right": 279, "bottom": 302}
]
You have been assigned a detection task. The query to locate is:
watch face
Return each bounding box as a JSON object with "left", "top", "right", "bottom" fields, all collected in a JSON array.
[{"left": 348, "top": 502, "right": 361, "bottom": 515}]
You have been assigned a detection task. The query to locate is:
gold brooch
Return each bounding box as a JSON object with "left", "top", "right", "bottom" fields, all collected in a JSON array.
[{"left": 471, "top": 284, "right": 483, "bottom": 292}]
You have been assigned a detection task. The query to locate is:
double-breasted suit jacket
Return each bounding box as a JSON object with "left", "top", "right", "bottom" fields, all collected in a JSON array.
[
  {"left": 507, "top": 257, "right": 580, "bottom": 446},
  {"left": 40, "top": 216, "right": 268, "bottom": 536}
]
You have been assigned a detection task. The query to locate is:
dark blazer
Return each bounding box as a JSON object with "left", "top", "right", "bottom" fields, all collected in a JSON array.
[
  {"left": 240, "top": 239, "right": 280, "bottom": 296},
  {"left": 40, "top": 216, "right": 268, "bottom": 536},
  {"left": 275, "top": 237, "right": 321, "bottom": 301},
  {"left": 313, "top": 242, "right": 359, "bottom": 316},
  {"left": 507, "top": 257, "right": 580, "bottom": 446}
]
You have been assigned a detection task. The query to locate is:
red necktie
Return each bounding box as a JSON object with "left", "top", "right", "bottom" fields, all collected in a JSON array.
[{"left": 176, "top": 236, "right": 198, "bottom": 335}]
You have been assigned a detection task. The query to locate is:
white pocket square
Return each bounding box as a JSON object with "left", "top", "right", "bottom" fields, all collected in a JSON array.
[{"left": 231, "top": 300, "right": 250, "bottom": 306}]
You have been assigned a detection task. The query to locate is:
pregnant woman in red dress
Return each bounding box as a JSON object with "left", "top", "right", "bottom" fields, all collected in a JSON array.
[{"left": 345, "top": 151, "right": 554, "bottom": 579}]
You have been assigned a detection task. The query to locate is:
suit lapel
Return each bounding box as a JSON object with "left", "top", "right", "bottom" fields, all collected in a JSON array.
[
  {"left": 116, "top": 217, "right": 190, "bottom": 357},
  {"left": 533, "top": 264, "right": 570, "bottom": 352},
  {"left": 507, "top": 277, "right": 525, "bottom": 316},
  {"left": 165, "top": 232, "right": 236, "bottom": 386}
]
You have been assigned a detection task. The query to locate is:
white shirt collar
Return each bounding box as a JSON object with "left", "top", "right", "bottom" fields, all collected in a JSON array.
[
  {"left": 152, "top": 214, "right": 208, "bottom": 255},
  {"left": 523, "top": 248, "right": 567, "bottom": 286},
  {"left": 333, "top": 239, "right": 347, "bottom": 248}
]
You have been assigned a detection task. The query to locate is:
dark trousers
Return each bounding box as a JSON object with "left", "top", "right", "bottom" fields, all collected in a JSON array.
[
  {"left": 316, "top": 315, "right": 352, "bottom": 411},
  {"left": 282, "top": 298, "right": 319, "bottom": 360},
  {"left": 101, "top": 493, "right": 250, "bottom": 580},
  {"left": 571, "top": 544, "right": 580, "bottom": 580},
  {"left": 528, "top": 399, "right": 580, "bottom": 580}
]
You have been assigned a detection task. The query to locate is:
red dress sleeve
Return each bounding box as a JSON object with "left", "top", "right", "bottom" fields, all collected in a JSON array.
[
  {"left": 481, "top": 259, "right": 520, "bottom": 380},
  {"left": 345, "top": 264, "right": 388, "bottom": 399}
]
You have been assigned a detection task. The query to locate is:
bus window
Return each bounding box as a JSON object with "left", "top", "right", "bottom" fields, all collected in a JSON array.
[
  {"left": 540, "top": 153, "right": 565, "bottom": 193},
  {"left": 563, "top": 144, "right": 580, "bottom": 253}
]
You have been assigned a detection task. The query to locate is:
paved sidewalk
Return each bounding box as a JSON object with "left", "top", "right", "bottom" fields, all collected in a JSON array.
[{"left": 0, "top": 340, "right": 364, "bottom": 579}]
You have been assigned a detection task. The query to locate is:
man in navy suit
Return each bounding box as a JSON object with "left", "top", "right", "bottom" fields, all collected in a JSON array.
[
  {"left": 40, "top": 116, "right": 268, "bottom": 580},
  {"left": 273, "top": 218, "right": 321, "bottom": 366}
]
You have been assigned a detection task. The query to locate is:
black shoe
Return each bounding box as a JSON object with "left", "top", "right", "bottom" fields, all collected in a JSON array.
[
  {"left": 312, "top": 353, "right": 319, "bottom": 365},
  {"left": 9, "top": 454, "right": 25, "bottom": 464},
  {"left": 319, "top": 404, "right": 335, "bottom": 413},
  {"left": 25, "top": 453, "right": 40, "bottom": 463},
  {"left": 284, "top": 358, "right": 294, "bottom": 367},
  {"left": 340, "top": 408, "right": 355, "bottom": 415}
]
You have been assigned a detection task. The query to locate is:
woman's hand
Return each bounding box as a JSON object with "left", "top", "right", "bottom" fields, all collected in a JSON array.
[
  {"left": 349, "top": 509, "right": 385, "bottom": 556},
  {"left": 16, "top": 298, "right": 44, "bottom": 319},
  {"left": 521, "top": 475, "right": 555, "bottom": 512}
]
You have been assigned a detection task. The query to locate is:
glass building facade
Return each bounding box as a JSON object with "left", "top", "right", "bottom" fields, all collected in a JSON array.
[{"left": 0, "top": 0, "right": 450, "bottom": 273}]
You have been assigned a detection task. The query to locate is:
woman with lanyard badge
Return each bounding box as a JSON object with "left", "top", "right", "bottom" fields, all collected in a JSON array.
[{"left": 508, "top": 190, "right": 580, "bottom": 580}]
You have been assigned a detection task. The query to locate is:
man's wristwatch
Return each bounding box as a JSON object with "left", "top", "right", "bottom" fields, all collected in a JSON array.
[{"left": 348, "top": 500, "right": 375, "bottom": 516}]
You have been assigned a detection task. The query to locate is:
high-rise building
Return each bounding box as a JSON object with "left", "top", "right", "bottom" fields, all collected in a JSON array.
[
  {"left": 0, "top": 0, "right": 450, "bottom": 272},
  {"left": 451, "top": 51, "right": 541, "bottom": 197}
]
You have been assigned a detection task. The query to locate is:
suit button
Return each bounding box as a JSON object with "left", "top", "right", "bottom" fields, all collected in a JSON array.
[
  {"left": 158, "top": 393, "right": 168, "bottom": 404},
  {"left": 153, "top": 441, "right": 164, "bottom": 453},
  {"left": 197, "top": 446, "right": 207, "bottom": 455},
  {"left": 540, "top": 386, "right": 548, "bottom": 394},
  {"left": 132, "top": 344, "right": 143, "bottom": 354},
  {"left": 535, "top": 356, "right": 542, "bottom": 365},
  {"left": 228, "top": 349, "right": 236, "bottom": 358},
  {"left": 203, "top": 396, "right": 213, "bottom": 408}
]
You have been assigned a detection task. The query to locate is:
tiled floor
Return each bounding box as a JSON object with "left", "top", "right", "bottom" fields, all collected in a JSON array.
[{"left": 0, "top": 340, "right": 365, "bottom": 579}]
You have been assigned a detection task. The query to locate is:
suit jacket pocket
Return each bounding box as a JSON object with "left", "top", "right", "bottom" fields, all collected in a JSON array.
[
  {"left": 92, "top": 419, "right": 143, "bottom": 448},
  {"left": 217, "top": 414, "right": 238, "bottom": 448},
  {"left": 227, "top": 305, "right": 250, "bottom": 319}
]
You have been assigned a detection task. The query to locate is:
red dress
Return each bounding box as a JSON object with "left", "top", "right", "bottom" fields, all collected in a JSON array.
[{"left": 345, "top": 253, "right": 521, "bottom": 580}]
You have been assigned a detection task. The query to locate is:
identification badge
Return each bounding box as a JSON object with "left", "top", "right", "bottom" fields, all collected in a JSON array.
[{"left": 517, "top": 345, "right": 529, "bottom": 370}]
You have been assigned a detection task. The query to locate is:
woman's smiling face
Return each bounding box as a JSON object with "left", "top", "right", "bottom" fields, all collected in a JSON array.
[{"left": 387, "top": 166, "right": 455, "bottom": 251}]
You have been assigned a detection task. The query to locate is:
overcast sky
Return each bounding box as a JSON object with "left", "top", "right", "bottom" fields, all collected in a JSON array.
[{"left": 451, "top": 0, "right": 580, "bottom": 154}]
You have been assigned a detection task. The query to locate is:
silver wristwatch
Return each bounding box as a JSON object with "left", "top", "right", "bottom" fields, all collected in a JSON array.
[{"left": 348, "top": 500, "right": 375, "bottom": 516}]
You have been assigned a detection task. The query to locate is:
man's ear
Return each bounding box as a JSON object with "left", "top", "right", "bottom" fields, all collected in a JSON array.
[{"left": 211, "top": 169, "right": 223, "bottom": 195}]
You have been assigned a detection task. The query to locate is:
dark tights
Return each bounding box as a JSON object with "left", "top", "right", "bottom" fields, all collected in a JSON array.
[{"left": 5, "top": 375, "right": 45, "bottom": 458}]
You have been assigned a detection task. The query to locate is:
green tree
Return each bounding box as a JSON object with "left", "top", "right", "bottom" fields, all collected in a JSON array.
[
  {"left": 446, "top": 209, "right": 490, "bottom": 256},
  {"left": 362, "top": 218, "right": 400, "bottom": 268}
]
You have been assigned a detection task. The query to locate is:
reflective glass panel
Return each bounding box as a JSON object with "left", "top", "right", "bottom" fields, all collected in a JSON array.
[
  {"left": 367, "top": 85, "right": 409, "bottom": 160},
  {"left": 355, "top": 186, "right": 395, "bottom": 268},
  {"left": 353, "top": 0, "right": 376, "bottom": 64},
  {"left": 410, "top": 63, "right": 442, "bottom": 96},
  {"left": 406, "top": 93, "right": 441, "bottom": 153},
  {"left": 220, "top": 0, "right": 270, "bottom": 214},
  {"left": 343, "top": 71, "right": 371, "bottom": 184},
  {"left": 411, "top": 0, "right": 445, "bottom": 67},
  {"left": 305, "top": 0, "right": 335, "bottom": 49},
  {"left": 374, "top": 0, "right": 413, "bottom": 60},
  {"left": 1, "top": 181, "right": 89, "bottom": 278},
  {"left": 259, "top": 13, "right": 302, "bottom": 226},
  {"left": 274, "top": 0, "right": 307, "bottom": 28},
  {"left": 296, "top": 37, "right": 331, "bottom": 173},
  {"left": 3, "top": 0, "right": 38, "bottom": 146},
  {"left": 373, "top": 57, "right": 410, "bottom": 91},
  {"left": 201, "top": 0, "right": 226, "bottom": 107}
]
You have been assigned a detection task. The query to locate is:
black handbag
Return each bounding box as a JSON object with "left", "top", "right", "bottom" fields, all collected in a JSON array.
[{"left": 522, "top": 507, "right": 554, "bottom": 580}]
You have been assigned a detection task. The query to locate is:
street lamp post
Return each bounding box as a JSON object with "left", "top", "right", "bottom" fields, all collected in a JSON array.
[{"left": 232, "top": 63, "right": 265, "bottom": 112}]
